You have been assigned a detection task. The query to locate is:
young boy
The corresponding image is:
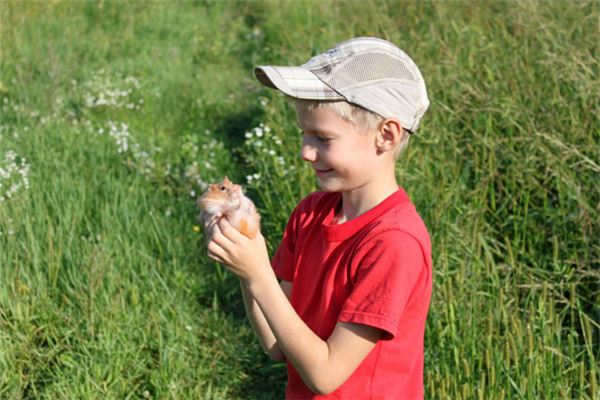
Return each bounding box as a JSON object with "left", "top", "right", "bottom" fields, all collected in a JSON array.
[{"left": 205, "top": 37, "right": 432, "bottom": 399}]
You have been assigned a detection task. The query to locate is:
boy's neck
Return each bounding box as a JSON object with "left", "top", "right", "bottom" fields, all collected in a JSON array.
[{"left": 334, "top": 175, "right": 399, "bottom": 224}]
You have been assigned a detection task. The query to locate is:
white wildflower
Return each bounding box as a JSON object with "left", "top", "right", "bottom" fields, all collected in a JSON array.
[
  {"left": 81, "top": 70, "right": 143, "bottom": 110},
  {"left": 197, "top": 179, "right": 208, "bottom": 191},
  {"left": 104, "top": 121, "right": 155, "bottom": 178},
  {"left": 0, "top": 217, "right": 14, "bottom": 237},
  {"left": 0, "top": 150, "right": 31, "bottom": 203},
  {"left": 185, "top": 162, "right": 200, "bottom": 180}
]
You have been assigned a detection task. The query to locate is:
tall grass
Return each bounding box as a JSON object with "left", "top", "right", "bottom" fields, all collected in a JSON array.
[{"left": 1, "top": 1, "right": 598, "bottom": 398}]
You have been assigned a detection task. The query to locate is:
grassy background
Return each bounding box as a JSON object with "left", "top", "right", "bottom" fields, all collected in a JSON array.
[{"left": 0, "top": 0, "right": 598, "bottom": 398}]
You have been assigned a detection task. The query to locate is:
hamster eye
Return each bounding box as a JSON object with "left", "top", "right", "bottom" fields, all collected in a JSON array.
[{"left": 219, "top": 186, "right": 226, "bottom": 191}]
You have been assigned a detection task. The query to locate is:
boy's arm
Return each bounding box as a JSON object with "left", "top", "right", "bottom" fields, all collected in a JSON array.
[
  {"left": 240, "top": 279, "right": 292, "bottom": 362},
  {"left": 246, "top": 273, "right": 382, "bottom": 395},
  {"left": 208, "top": 220, "right": 382, "bottom": 395}
]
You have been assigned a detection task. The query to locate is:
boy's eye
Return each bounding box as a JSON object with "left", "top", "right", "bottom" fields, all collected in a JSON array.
[{"left": 301, "top": 130, "right": 332, "bottom": 144}]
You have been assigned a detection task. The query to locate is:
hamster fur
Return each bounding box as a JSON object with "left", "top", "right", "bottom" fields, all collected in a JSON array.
[{"left": 197, "top": 177, "right": 260, "bottom": 239}]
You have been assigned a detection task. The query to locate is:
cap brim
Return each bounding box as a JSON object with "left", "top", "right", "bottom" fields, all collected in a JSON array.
[{"left": 254, "top": 66, "right": 344, "bottom": 100}]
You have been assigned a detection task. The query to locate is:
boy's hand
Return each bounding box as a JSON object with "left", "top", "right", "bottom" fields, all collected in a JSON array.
[
  {"left": 199, "top": 211, "right": 221, "bottom": 241},
  {"left": 207, "top": 218, "right": 273, "bottom": 283}
]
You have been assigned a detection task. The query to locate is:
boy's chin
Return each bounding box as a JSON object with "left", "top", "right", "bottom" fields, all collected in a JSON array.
[{"left": 316, "top": 177, "right": 343, "bottom": 192}]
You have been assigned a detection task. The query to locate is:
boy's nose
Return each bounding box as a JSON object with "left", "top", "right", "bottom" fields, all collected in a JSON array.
[{"left": 301, "top": 143, "right": 317, "bottom": 163}]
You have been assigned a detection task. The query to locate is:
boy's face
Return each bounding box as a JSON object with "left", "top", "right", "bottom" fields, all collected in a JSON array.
[{"left": 297, "top": 107, "right": 381, "bottom": 193}]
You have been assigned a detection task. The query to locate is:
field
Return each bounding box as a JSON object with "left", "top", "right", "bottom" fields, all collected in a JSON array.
[{"left": 0, "top": 0, "right": 598, "bottom": 399}]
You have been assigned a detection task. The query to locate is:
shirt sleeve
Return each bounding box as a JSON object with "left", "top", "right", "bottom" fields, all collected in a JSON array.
[
  {"left": 270, "top": 203, "right": 302, "bottom": 282},
  {"left": 338, "top": 230, "right": 427, "bottom": 340}
]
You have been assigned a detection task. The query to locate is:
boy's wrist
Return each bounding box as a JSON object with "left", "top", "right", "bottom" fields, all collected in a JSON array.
[{"left": 243, "top": 267, "right": 278, "bottom": 295}]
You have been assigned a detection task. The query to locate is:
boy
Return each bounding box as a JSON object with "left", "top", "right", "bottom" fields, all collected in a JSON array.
[{"left": 205, "top": 37, "right": 432, "bottom": 399}]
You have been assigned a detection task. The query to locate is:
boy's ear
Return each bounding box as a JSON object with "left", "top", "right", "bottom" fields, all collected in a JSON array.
[{"left": 375, "top": 118, "right": 403, "bottom": 153}]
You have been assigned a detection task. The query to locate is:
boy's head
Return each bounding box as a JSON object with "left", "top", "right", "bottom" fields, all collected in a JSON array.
[
  {"left": 254, "top": 37, "right": 430, "bottom": 135},
  {"left": 293, "top": 99, "right": 411, "bottom": 159}
]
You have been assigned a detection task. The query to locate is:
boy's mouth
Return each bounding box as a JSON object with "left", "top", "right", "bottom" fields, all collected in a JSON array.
[{"left": 314, "top": 168, "right": 334, "bottom": 177}]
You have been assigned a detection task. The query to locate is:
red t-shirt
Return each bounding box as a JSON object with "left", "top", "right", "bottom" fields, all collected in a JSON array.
[{"left": 271, "top": 188, "right": 432, "bottom": 399}]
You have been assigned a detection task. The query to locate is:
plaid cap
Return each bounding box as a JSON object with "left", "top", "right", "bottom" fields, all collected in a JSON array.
[{"left": 255, "top": 37, "right": 430, "bottom": 132}]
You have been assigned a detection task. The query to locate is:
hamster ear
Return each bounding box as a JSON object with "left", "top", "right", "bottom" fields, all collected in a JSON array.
[{"left": 223, "top": 176, "right": 231, "bottom": 184}]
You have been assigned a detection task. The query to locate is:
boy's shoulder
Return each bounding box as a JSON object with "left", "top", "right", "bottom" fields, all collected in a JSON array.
[
  {"left": 294, "top": 189, "right": 424, "bottom": 221},
  {"left": 361, "top": 202, "right": 431, "bottom": 253},
  {"left": 294, "top": 189, "right": 430, "bottom": 248}
]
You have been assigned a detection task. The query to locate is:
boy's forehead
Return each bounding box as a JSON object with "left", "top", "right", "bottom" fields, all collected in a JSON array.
[{"left": 296, "top": 107, "right": 350, "bottom": 132}]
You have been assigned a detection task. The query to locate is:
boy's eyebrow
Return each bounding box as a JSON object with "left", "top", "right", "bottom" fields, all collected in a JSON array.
[{"left": 296, "top": 121, "right": 336, "bottom": 136}]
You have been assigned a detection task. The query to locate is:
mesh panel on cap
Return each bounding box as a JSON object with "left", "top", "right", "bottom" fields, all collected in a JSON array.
[{"left": 313, "top": 52, "right": 416, "bottom": 91}]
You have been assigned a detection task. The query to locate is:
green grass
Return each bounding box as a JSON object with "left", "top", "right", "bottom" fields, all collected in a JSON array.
[{"left": 0, "top": 0, "right": 598, "bottom": 398}]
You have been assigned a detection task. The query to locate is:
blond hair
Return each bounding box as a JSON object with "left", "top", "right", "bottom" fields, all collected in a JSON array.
[{"left": 293, "top": 99, "right": 410, "bottom": 159}]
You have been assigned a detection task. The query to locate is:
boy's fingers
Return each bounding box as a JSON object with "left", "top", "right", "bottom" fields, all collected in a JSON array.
[
  {"left": 254, "top": 231, "right": 266, "bottom": 244},
  {"left": 218, "top": 218, "right": 245, "bottom": 241},
  {"left": 211, "top": 227, "right": 236, "bottom": 249},
  {"left": 207, "top": 241, "right": 228, "bottom": 263}
]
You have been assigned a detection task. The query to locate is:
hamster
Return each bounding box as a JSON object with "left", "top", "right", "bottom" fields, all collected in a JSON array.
[{"left": 197, "top": 176, "right": 260, "bottom": 239}]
